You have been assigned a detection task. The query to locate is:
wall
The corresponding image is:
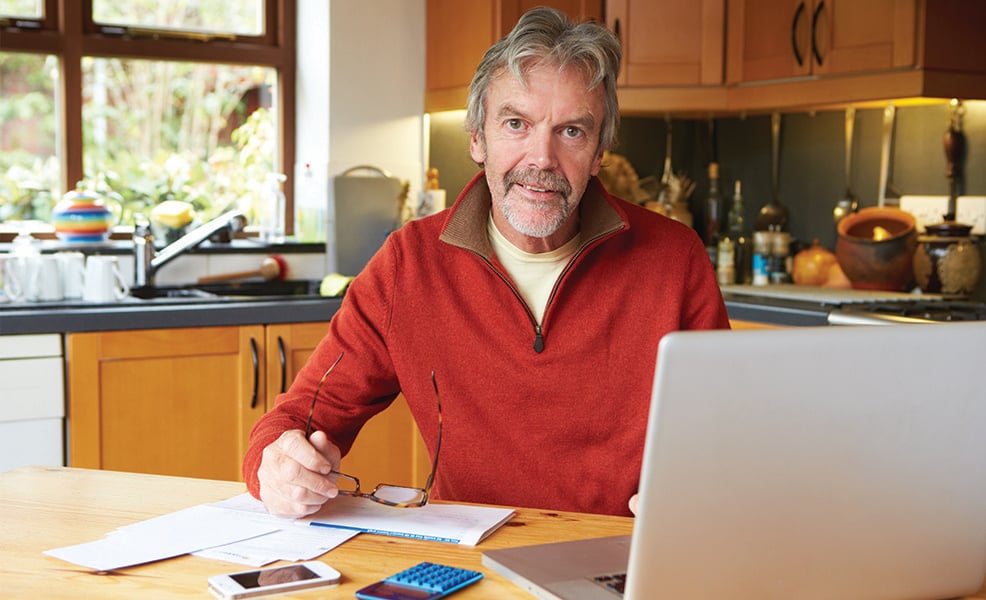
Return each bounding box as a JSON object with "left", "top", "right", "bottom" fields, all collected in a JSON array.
[
  {"left": 296, "top": 0, "right": 426, "bottom": 273},
  {"left": 429, "top": 101, "right": 986, "bottom": 300}
]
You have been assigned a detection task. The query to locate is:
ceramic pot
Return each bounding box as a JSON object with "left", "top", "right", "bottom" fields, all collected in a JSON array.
[
  {"left": 913, "top": 222, "right": 982, "bottom": 296},
  {"left": 51, "top": 189, "right": 114, "bottom": 242},
  {"left": 835, "top": 206, "right": 917, "bottom": 291}
]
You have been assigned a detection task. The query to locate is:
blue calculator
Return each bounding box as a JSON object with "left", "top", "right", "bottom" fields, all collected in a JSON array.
[{"left": 355, "top": 562, "right": 483, "bottom": 600}]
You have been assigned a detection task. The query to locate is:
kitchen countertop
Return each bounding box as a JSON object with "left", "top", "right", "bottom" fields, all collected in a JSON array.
[{"left": 0, "top": 294, "right": 343, "bottom": 335}]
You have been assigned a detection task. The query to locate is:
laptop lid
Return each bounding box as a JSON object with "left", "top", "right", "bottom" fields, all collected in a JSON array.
[{"left": 485, "top": 322, "right": 986, "bottom": 600}]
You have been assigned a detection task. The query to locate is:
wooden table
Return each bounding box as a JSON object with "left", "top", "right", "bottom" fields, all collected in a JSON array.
[{"left": 0, "top": 467, "right": 633, "bottom": 598}]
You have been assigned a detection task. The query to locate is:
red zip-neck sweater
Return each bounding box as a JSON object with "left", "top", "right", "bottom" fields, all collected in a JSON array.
[{"left": 244, "top": 173, "right": 730, "bottom": 516}]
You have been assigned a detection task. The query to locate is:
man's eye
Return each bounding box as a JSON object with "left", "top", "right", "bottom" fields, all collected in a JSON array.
[
  {"left": 506, "top": 119, "right": 524, "bottom": 131},
  {"left": 562, "top": 126, "right": 583, "bottom": 139}
]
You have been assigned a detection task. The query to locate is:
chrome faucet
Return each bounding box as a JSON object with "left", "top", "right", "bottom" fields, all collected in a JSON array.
[{"left": 133, "top": 210, "right": 248, "bottom": 287}]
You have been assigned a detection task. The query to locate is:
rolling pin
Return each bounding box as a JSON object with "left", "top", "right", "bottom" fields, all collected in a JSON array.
[{"left": 197, "top": 255, "right": 288, "bottom": 283}]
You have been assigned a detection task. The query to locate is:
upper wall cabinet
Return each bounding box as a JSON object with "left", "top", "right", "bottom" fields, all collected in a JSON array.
[
  {"left": 607, "top": 0, "right": 724, "bottom": 87},
  {"left": 425, "top": 0, "right": 603, "bottom": 113},
  {"left": 727, "top": 0, "right": 917, "bottom": 84},
  {"left": 725, "top": 0, "right": 986, "bottom": 111},
  {"left": 607, "top": 0, "right": 729, "bottom": 115}
]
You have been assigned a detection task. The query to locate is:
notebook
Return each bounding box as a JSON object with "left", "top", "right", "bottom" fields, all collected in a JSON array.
[{"left": 483, "top": 321, "right": 986, "bottom": 600}]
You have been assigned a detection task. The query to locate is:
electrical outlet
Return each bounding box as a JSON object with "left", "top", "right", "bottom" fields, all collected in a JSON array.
[
  {"left": 957, "top": 196, "right": 986, "bottom": 235},
  {"left": 900, "top": 195, "right": 986, "bottom": 235},
  {"left": 899, "top": 195, "right": 948, "bottom": 232}
]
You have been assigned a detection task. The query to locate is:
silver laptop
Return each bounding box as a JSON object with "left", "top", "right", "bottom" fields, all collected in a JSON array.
[{"left": 483, "top": 322, "right": 986, "bottom": 599}]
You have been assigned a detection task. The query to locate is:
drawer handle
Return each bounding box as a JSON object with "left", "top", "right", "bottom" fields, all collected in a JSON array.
[
  {"left": 790, "top": 1, "right": 806, "bottom": 66},
  {"left": 277, "top": 336, "right": 287, "bottom": 393},
  {"left": 250, "top": 337, "right": 259, "bottom": 409}
]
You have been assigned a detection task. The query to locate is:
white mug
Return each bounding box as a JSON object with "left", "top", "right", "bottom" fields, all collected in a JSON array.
[
  {"left": 34, "top": 255, "right": 64, "bottom": 302},
  {"left": 83, "top": 256, "right": 130, "bottom": 302},
  {"left": 56, "top": 251, "right": 86, "bottom": 299},
  {"left": 1, "top": 255, "right": 25, "bottom": 302},
  {"left": 8, "top": 254, "right": 42, "bottom": 302}
]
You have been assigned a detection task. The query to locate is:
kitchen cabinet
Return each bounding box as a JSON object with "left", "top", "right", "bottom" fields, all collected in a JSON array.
[
  {"left": 726, "top": 0, "right": 986, "bottom": 111},
  {"left": 68, "top": 326, "right": 267, "bottom": 481},
  {"left": 727, "top": 0, "right": 918, "bottom": 84},
  {"left": 0, "top": 334, "right": 65, "bottom": 471},
  {"left": 607, "top": 0, "right": 728, "bottom": 114},
  {"left": 425, "top": 0, "right": 603, "bottom": 112},
  {"left": 606, "top": 0, "right": 724, "bottom": 88},
  {"left": 67, "top": 322, "right": 427, "bottom": 486}
]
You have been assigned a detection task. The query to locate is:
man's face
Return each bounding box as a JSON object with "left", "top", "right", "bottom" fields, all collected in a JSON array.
[{"left": 470, "top": 62, "right": 606, "bottom": 250}]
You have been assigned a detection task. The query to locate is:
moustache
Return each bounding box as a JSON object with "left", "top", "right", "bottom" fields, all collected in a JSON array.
[{"left": 504, "top": 169, "right": 573, "bottom": 199}]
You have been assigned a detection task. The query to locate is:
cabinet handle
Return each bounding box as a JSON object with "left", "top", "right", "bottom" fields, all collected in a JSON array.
[
  {"left": 277, "top": 336, "right": 287, "bottom": 393},
  {"left": 250, "top": 337, "right": 259, "bottom": 409},
  {"left": 790, "top": 1, "right": 806, "bottom": 67},
  {"left": 810, "top": 0, "right": 825, "bottom": 66}
]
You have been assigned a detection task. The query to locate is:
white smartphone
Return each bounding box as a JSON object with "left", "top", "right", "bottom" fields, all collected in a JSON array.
[{"left": 207, "top": 561, "right": 342, "bottom": 599}]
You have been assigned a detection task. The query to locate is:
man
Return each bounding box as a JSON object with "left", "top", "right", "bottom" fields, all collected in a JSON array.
[{"left": 244, "top": 7, "right": 729, "bottom": 519}]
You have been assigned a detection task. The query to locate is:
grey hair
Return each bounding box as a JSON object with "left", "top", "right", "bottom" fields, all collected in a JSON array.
[{"left": 465, "top": 7, "right": 622, "bottom": 154}]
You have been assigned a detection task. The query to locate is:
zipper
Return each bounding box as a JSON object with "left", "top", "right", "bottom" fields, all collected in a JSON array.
[{"left": 469, "top": 225, "right": 621, "bottom": 353}]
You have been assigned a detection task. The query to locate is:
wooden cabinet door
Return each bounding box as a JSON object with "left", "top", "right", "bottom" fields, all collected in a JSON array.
[
  {"left": 425, "top": 0, "right": 604, "bottom": 112},
  {"left": 811, "top": 0, "right": 917, "bottom": 77},
  {"left": 67, "top": 326, "right": 265, "bottom": 481},
  {"left": 727, "top": 0, "right": 917, "bottom": 84},
  {"left": 608, "top": 0, "right": 725, "bottom": 87},
  {"left": 264, "top": 321, "right": 330, "bottom": 409}
]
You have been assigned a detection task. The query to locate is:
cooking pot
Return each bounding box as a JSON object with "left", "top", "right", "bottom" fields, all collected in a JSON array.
[{"left": 836, "top": 206, "right": 917, "bottom": 291}]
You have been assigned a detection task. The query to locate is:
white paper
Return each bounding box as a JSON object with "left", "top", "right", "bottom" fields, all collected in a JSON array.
[
  {"left": 304, "top": 495, "right": 515, "bottom": 545},
  {"left": 44, "top": 505, "right": 280, "bottom": 571},
  {"left": 194, "top": 525, "right": 358, "bottom": 567}
]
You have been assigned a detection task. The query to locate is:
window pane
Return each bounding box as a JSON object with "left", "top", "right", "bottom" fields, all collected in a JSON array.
[
  {"left": 0, "top": 0, "right": 43, "bottom": 20},
  {"left": 81, "top": 58, "right": 277, "bottom": 228},
  {"left": 92, "top": 0, "right": 264, "bottom": 37},
  {"left": 0, "top": 52, "right": 59, "bottom": 224}
]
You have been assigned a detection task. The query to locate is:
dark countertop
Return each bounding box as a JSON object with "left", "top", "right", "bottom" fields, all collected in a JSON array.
[{"left": 0, "top": 295, "right": 343, "bottom": 335}]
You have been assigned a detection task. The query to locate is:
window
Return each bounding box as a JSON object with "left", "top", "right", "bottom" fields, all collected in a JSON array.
[{"left": 0, "top": 0, "right": 296, "bottom": 236}]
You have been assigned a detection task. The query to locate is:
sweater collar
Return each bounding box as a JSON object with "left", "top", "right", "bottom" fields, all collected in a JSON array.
[{"left": 439, "top": 171, "right": 626, "bottom": 259}]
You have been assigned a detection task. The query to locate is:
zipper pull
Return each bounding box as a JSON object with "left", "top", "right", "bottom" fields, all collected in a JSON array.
[{"left": 533, "top": 325, "right": 544, "bottom": 353}]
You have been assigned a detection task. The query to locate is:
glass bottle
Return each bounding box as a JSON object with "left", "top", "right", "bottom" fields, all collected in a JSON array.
[
  {"left": 704, "top": 162, "right": 723, "bottom": 266},
  {"left": 259, "top": 173, "right": 286, "bottom": 243},
  {"left": 726, "top": 180, "right": 751, "bottom": 284}
]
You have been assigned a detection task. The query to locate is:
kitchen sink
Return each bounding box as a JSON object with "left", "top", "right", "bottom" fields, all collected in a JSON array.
[{"left": 130, "top": 279, "right": 325, "bottom": 300}]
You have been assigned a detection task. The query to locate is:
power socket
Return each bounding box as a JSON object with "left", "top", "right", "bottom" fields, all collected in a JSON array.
[{"left": 899, "top": 195, "right": 986, "bottom": 235}]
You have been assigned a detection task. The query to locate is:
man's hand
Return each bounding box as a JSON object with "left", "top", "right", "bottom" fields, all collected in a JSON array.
[
  {"left": 257, "top": 429, "right": 342, "bottom": 518},
  {"left": 628, "top": 494, "right": 639, "bottom": 516}
]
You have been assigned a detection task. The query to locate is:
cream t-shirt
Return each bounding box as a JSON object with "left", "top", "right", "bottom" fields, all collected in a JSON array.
[{"left": 487, "top": 213, "right": 580, "bottom": 325}]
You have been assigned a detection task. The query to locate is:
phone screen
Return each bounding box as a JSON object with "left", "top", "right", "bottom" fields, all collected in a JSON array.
[{"left": 229, "top": 564, "right": 320, "bottom": 589}]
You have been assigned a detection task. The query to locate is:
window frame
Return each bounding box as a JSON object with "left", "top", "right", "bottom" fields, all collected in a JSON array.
[{"left": 0, "top": 0, "right": 297, "bottom": 234}]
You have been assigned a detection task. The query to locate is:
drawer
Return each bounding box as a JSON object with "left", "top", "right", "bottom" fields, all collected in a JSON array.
[
  {"left": 0, "top": 418, "right": 64, "bottom": 470},
  {"left": 0, "top": 334, "right": 61, "bottom": 360},
  {"left": 0, "top": 356, "right": 65, "bottom": 421}
]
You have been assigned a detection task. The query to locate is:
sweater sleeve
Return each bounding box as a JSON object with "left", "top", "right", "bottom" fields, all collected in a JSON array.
[{"left": 242, "top": 235, "right": 404, "bottom": 499}]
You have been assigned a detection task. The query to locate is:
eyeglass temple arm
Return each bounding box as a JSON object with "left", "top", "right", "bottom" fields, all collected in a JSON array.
[{"left": 425, "top": 371, "right": 443, "bottom": 492}]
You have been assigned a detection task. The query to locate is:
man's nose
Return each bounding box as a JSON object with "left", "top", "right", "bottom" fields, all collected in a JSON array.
[{"left": 528, "top": 128, "right": 559, "bottom": 170}]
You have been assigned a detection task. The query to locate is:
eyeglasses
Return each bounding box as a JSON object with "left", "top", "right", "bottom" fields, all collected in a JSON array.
[{"left": 305, "top": 352, "right": 442, "bottom": 508}]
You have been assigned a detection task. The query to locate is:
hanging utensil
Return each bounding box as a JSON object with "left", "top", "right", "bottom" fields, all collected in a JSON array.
[
  {"left": 942, "top": 99, "right": 966, "bottom": 221},
  {"left": 756, "top": 112, "right": 790, "bottom": 230},
  {"left": 877, "top": 103, "right": 896, "bottom": 207},
  {"left": 833, "top": 107, "right": 858, "bottom": 224}
]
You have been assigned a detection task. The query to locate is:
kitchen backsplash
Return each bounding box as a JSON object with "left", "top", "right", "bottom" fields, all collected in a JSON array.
[{"left": 429, "top": 101, "right": 986, "bottom": 301}]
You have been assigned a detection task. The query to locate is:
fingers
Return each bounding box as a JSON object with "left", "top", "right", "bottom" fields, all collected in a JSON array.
[
  {"left": 628, "top": 493, "right": 639, "bottom": 516},
  {"left": 257, "top": 430, "right": 342, "bottom": 518}
]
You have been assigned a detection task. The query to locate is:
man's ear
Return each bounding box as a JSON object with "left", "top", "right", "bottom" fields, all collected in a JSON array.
[
  {"left": 589, "top": 150, "right": 604, "bottom": 177},
  {"left": 469, "top": 131, "right": 486, "bottom": 165}
]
